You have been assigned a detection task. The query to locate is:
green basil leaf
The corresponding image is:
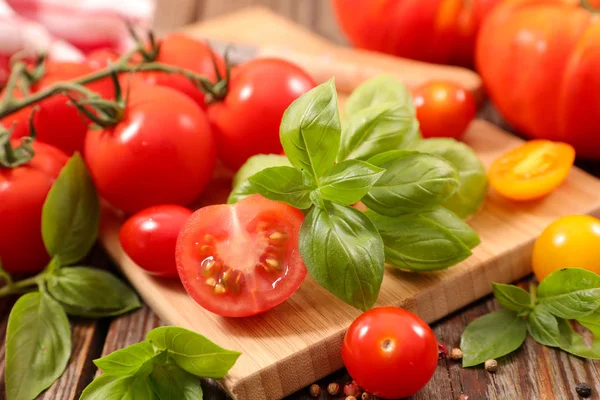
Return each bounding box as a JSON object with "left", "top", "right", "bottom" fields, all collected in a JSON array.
[
  {"left": 461, "top": 310, "right": 527, "bottom": 367},
  {"left": 363, "top": 150, "right": 459, "bottom": 216},
  {"left": 338, "top": 102, "right": 420, "bottom": 162},
  {"left": 80, "top": 373, "right": 156, "bottom": 400},
  {"left": 365, "top": 210, "right": 471, "bottom": 271},
  {"left": 419, "top": 207, "right": 480, "bottom": 249},
  {"left": 149, "top": 362, "right": 203, "bottom": 400},
  {"left": 6, "top": 292, "right": 71, "bottom": 400},
  {"left": 577, "top": 310, "right": 600, "bottom": 336},
  {"left": 248, "top": 166, "right": 314, "bottom": 209},
  {"left": 146, "top": 326, "right": 241, "bottom": 379},
  {"left": 343, "top": 75, "right": 415, "bottom": 118},
  {"left": 299, "top": 201, "right": 384, "bottom": 310},
  {"left": 413, "top": 138, "right": 488, "bottom": 219},
  {"left": 41, "top": 153, "right": 100, "bottom": 266},
  {"left": 527, "top": 304, "right": 561, "bottom": 347},
  {"left": 280, "top": 79, "right": 341, "bottom": 179},
  {"left": 227, "top": 180, "right": 258, "bottom": 204},
  {"left": 93, "top": 341, "right": 156, "bottom": 376},
  {"left": 556, "top": 317, "right": 600, "bottom": 359},
  {"left": 46, "top": 266, "right": 141, "bottom": 317},
  {"left": 318, "top": 160, "right": 384, "bottom": 205},
  {"left": 232, "top": 154, "right": 291, "bottom": 190},
  {"left": 538, "top": 268, "right": 600, "bottom": 319},
  {"left": 492, "top": 283, "right": 532, "bottom": 313}
]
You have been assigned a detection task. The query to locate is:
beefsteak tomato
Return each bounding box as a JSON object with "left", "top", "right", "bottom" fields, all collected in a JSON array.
[
  {"left": 332, "top": 0, "right": 502, "bottom": 67},
  {"left": 477, "top": 0, "right": 600, "bottom": 159}
]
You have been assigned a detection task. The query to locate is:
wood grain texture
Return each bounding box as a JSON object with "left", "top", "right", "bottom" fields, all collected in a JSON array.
[{"left": 181, "top": 7, "right": 483, "bottom": 100}]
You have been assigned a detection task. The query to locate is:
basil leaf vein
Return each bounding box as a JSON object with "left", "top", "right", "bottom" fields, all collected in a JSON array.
[
  {"left": 318, "top": 160, "right": 384, "bottom": 205},
  {"left": 538, "top": 268, "right": 600, "bottom": 319},
  {"left": 527, "top": 304, "right": 561, "bottom": 347},
  {"left": 248, "top": 166, "right": 313, "bottom": 209},
  {"left": 492, "top": 283, "right": 532, "bottom": 313}
]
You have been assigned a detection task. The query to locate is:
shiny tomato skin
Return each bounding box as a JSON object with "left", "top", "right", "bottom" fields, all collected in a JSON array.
[
  {"left": 342, "top": 307, "right": 438, "bottom": 399},
  {"left": 332, "top": 0, "right": 502, "bottom": 67},
  {"left": 84, "top": 85, "right": 217, "bottom": 214},
  {"left": 413, "top": 81, "right": 476, "bottom": 139},
  {"left": 0, "top": 141, "right": 68, "bottom": 274},
  {"left": 207, "top": 58, "right": 316, "bottom": 170},
  {"left": 120, "top": 205, "right": 193, "bottom": 278},
  {"left": 477, "top": 0, "right": 600, "bottom": 159},
  {"left": 176, "top": 194, "right": 307, "bottom": 317},
  {"left": 532, "top": 215, "right": 600, "bottom": 281}
]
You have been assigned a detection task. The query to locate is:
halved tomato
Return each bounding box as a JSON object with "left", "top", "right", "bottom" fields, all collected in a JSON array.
[{"left": 176, "top": 194, "right": 306, "bottom": 317}]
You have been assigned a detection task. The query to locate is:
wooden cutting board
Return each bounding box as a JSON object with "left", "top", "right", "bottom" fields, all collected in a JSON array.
[{"left": 99, "top": 7, "right": 600, "bottom": 400}]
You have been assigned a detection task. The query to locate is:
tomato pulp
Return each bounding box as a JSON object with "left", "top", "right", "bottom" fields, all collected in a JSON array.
[{"left": 176, "top": 194, "right": 307, "bottom": 317}]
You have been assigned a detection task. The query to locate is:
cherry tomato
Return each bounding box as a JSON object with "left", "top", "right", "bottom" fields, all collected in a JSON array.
[
  {"left": 176, "top": 194, "right": 307, "bottom": 317},
  {"left": 532, "top": 215, "right": 600, "bottom": 281},
  {"left": 489, "top": 140, "right": 575, "bottom": 201},
  {"left": 120, "top": 205, "right": 193, "bottom": 278},
  {"left": 84, "top": 85, "right": 217, "bottom": 214},
  {"left": 342, "top": 307, "right": 438, "bottom": 399},
  {"left": 207, "top": 58, "right": 316, "bottom": 170},
  {"left": 0, "top": 140, "right": 68, "bottom": 274},
  {"left": 87, "top": 48, "right": 121, "bottom": 70},
  {"left": 413, "top": 81, "right": 476, "bottom": 139}
]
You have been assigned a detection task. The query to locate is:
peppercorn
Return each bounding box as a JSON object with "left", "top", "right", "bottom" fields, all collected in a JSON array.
[
  {"left": 344, "top": 381, "right": 362, "bottom": 397},
  {"left": 361, "top": 392, "right": 372, "bottom": 400},
  {"left": 346, "top": 397, "right": 357, "bottom": 400},
  {"left": 450, "top": 348, "right": 463, "bottom": 360},
  {"left": 327, "top": 382, "right": 340, "bottom": 396},
  {"left": 575, "top": 382, "right": 592, "bottom": 398},
  {"left": 309, "top": 384, "right": 321, "bottom": 398},
  {"left": 484, "top": 359, "right": 498, "bottom": 373},
  {"left": 457, "top": 394, "right": 469, "bottom": 400}
]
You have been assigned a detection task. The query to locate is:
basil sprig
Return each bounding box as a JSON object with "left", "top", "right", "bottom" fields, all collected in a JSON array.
[
  {"left": 232, "top": 77, "right": 481, "bottom": 310},
  {"left": 3, "top": 154, "right": 141, "bottom": 400},
  {"left": 80, "top": 326, "right": 241, "bottom": 399},
  {"left": 461, "top": 268, "right": 600, "bottom": 367}
]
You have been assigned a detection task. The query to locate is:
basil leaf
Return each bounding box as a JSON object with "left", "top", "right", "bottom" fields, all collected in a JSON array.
[
  {"left": 366, "top": 211, "right": 471, "bottom": 271},
  {"left": 363, "top": 150, "right": 459, "bottom": 216},
  {"left": 492, "top": 283, "right": 532, "bottom": 313},
  {"left": 461, "top": 310, "right": 527, "bottom": 367},
  {"left": 280, "top": 79, "right": 341, "bottom": 179},
  {"left": 232, "top": 154, "right": 291, "bottom": 190},
  {"left": 527, "top": 304, "right": 561, "bottom": 347},
  {"left": 149, "top": 362, "right": 203, "bottom": 400},
  {"left": 556, "top": 317, "right": 600, "bottom": 359},
  {"left": 318, "top": 160, "right": 384, "bottom": 205},
  {"left": 93, "top": 341, "right": 156, "bottom": 376},
  {"left": 343, "top": 75, "right": 416, "bottom": 118},
  {"left": 46, "top": 266, "right": 141, "bottom": 317},
  {"left": 6, "top": 292, "right": 71, "bottom": 400},
  {"left": 41, "top": 153, "right": 100, "bottom": 266},
  {"left": 578, "top": 310, "right": 600, "bottom": 337},
  {"left": 413, "top": 138, "right": 487, "bottom": 219},
  {"left": 338, "top": 102, "right": 420, "bottom": 162},
  {"left": 538, "top": 268, "right": 600, "bottom": 319},
  {"left": 248, "top": 166, "right": 313, "bottom": 209},
  {"left": 419, "top": 207, "right": 480, "bottom": 249},
  {"left": 299, "top": 201, "right": 384, "bottom": 310},
  {"left": 146, "top": 326, "right": 241, "bottom": 379},
  {"left": 80, "top": 373, "right": 155, "bottom": 400},
  {"left": 227, "top": 180, "right": 258, "bottom": 204}
]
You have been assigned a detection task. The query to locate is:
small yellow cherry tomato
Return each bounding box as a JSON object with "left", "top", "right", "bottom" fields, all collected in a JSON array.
[
  {"left": 489, "top": 140, "right": 575, "bottom": 201},
  {"left": 532, "top": 215, "right": 600, "bottom": 282}
]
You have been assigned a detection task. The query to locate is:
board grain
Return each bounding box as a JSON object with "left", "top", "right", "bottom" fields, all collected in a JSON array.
[{"left": 97, "top": 8, "right": 600, "bottom": 400}]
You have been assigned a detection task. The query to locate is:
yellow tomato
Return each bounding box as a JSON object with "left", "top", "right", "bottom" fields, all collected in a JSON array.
[{"left": 532, "top": 215, "right": 600, "bottom": 282}]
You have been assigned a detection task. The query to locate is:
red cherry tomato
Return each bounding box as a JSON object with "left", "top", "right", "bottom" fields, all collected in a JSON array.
[
  {"left": 84, "top": 85, "right": 217, "bottom": 214},
  {"left": 87, "top": 48, "right": 121, "bottom": 70},
  {"left": 413, "top": 81, "right": 476, "bottom": 139},
  {"left": 0, "top": 141, "right": 68, "bottom": 274},
  {"left": 207, "top": 58, "right": 316, "bottom": 170},
  {"left": 120, "top": 205, "right": 193, "bottom": 278},
  {"left": 342, "top": 307, "right": 438, "bottom": 399},
  {"left": 176, "top": 194, "right": 307, "bottom": 317}
]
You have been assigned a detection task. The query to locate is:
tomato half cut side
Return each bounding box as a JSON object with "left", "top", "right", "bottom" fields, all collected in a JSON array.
[{"left": 176, "top": 194, "right": 307, "bottom": 317}]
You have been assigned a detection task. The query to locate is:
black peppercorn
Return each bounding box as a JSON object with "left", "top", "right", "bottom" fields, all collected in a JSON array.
[{"left": 575, "top": 382, "right": 592, "bottom": 398}]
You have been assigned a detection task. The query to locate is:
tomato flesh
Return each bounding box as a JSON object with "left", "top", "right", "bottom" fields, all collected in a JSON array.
[
  {"left": 342, "top": 307, "right": 438, "bottom": 399},
  {"left": 176, "top": 194, "right": 307, "bottom": 317}
]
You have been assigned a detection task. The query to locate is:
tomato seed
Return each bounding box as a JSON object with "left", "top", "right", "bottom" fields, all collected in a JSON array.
[
  {"left": 205, "top": 277, "right": 217, "bottom": 287},
  {"left": 269, "top": 231, "right": 288, "bottom": 244},
  {"left": 214, "top": 283, "right": 226, "bottom": 294},
  {"left": 203, "top": 234, "right": 215, "bottom": 243},
  {"left": 265, "top": 258, "right": 280, "bottom": 270}
]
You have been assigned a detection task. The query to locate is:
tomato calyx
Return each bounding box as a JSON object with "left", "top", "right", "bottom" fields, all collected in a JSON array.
[
  {"left": 127, "top": 24, "right": 161, "bottom": 63},
  {"left": 197, "top": 47, "right": 232, "bottom": 104},
  {"left": 580, "top": 0, "right": 600, "bottom": 13},
  {"left": 0, "top": 108, "right": 38, "bottom": 168}
]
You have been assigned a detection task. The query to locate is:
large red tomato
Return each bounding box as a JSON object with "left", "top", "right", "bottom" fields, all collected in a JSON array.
[
  {"left": 84, "top": 85, "right": 217, "bottom": 214},
  {"left": 176, "top": 194, "right": 307, "bottom": 317},
  {"left": 476, "top": 0, "right": 600, "bottom": 159},
  {"left": 0, "top": 140, "right": 68, "bottom": 274},
  {"left": 207, "top": 58, "right": 316, "bottom": 170},
  {"left": 332, "top": 0, "right": 502, "bottom": 67}
]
